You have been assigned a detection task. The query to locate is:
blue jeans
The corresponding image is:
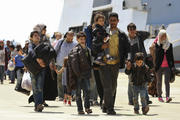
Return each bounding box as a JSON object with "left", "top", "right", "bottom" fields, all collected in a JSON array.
[
  {"left": 15, "top": 68, "right": 24, "bottom": 89},
  {"left": 128, "top": 79, "right": 150, "bottom": 104},
  {"left": 132, "top": 85, "right": 147, "bottom": 110},
  {"left": 0, "top": 66, "right": 5, "bottom": 83},
  {"left": 76, "top": 77, "right": 90, "bottom": 111},
  {"left": 31, "top": 70, "right": 45, "bottom": 107},
  {"left": 9, "top": 70, "right": 15, "bottom": 83}
]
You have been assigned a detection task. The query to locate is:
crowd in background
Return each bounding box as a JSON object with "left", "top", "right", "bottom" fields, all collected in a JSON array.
[{"left": 0, "top": 12, "right": 179, "bottom": 115}]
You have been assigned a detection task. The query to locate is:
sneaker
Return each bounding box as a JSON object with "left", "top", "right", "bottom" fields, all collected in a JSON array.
[
  {"left": 166, "top": 97, "right": 172, "bottom": 103},
  {"left": 128, "top": 102, "right": 134, "bottom": 105},
  {"left": 107, "top": 109, "right": 116, "bottom": 115},
  {"left": 78, "top": 110, "right": 85, "bottom": 115},
  {"left": 147, "top": 100, "right": 152, "bottom": 104},
  {"left": 90, "top": 101, "right": 93, "bottom": 106},
  {"left": 102, "top": 106, "right": 107, "bottom": 113},
  {"left": 142, "top": 106, "right": 149, "bottom": 115},
  {"left": 34, "top": 104, "right": 44, "bottom": 112},
  {"left": 68, "top": 100, "right": 71, "bottom": 106},
  {"left": 9, "top": 82, "right": 15, "bottom": 84},
  {"left": 72, "top": 95, "right": 76, "bottom": 101},
  {"left": 63, "top": 99, "right": 67, "bottom": 104},
  {"left": 85, "top": 108, "right": 92, "bottom": 114},
  {"left": 94, "top": 57, "right": 106, "bottom": 66},
  {"left": 43, "top": 102, "right": 49, "bottom": 107},
  {"left": 158, "top": 97, "right": 164, "bottom": 102},
  {"left": 15, "top": 88, "right": 30, "bottom": 96},
  {"left": 57, "top": 97, "right": 63, "bottom": 101},
  {"left": 1, "top": 81, "right": 3, "bottom": 84},
  {"left": 134, "top": 110, "right": 139, "bottom": 114}
]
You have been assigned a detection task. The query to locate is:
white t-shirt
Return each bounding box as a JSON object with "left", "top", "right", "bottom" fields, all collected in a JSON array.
[{"left": 11, "top": 50, "right": 18, "bottom": 59}]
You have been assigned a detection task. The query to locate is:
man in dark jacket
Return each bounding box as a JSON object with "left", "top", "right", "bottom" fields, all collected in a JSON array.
[
  {"left": 127, "top": 23, "right": 151, "bottom": 105},
  {"left": 27, "top": 31, "right": 46, "bottom": 112},
  {"left": 92, "top": 12, "right": 129, "bottom": 115},
  {"left": 84, "top": 13, "right": 104, "bottom": 106}
]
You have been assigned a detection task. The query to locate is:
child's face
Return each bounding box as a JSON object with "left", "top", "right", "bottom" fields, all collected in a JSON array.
[
  {"left": 77, "top": 37, "right": 86, "bottom": 47},
  {"left": 97, "top": 18, "right": 104, "bottom": 26},
  {"left": 32, "top": 33, "right": 40, "bottom": 44},
  {"left": 135, "top": 60, "right": 143, "bottom": 67}
]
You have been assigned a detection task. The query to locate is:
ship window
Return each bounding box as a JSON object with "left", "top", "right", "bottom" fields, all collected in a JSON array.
[
  {"left": 93, "top": 0, "right": 111, "bottom": 8},
  {"left": 69, "top": 26, "right": 83, "bottom": 33},
  {"left": 91, "top": 8, "right": 112, "bottom": 28},
  {"left": 123, "top": 0, "right": 127, "bottom": 10}
]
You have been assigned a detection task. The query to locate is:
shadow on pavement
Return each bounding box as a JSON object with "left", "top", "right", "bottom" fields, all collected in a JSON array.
[
  {"left": 71, "top": 114, "right": 100, "bottom": 116},
  {"left": 114, "top": 108, "right": 131, "bottom": 111},
  {"left": 146, "top": 114, "right": 158, "bottom": 116},
  {"left": 103, "top": 113, "right": 136, "bottom": 116},
  {"left": 20, "top": 105, "right": 61, "bottom": 108},
  {"left": 169, "top": 102, "right": 180, "bottom": 104},
  {"left": 31, "top": 111, "right": 64, "bottom": 114},
  {"left": 20, "top": 106, "right": 33, "bottom": 107},
  {"left": 149, "top": 105, "right": 161, "bottom": 107}
]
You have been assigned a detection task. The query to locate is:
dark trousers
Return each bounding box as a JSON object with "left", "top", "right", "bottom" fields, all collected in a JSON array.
[
  {"left": 76, "top": 77, "right": 90, "bottom": 111},
  {"left": 93, "top": 69, "right": 104, "bottom": 103},
  {"left": 156, "top": 67, "right": 171, "bottom": 97},
  {"left": 99, "top": 64, "right": 119, "bottom": 111},
  {"left": 0, "top": 66, "right": 5, "bottom": 83}
]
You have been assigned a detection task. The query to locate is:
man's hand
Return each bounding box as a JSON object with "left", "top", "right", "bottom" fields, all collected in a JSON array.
[
  {"left": 126, "top": 61, "right": 131, "bottom": 70},
  {"left": 49, "top": 62, "right": 56, "bottom": 70},
  {"left": 101, "top": 43, "right": 109, "bottom": 49},
  {"left": 36, "top": 58, "right": 46, "bottom": 68}
]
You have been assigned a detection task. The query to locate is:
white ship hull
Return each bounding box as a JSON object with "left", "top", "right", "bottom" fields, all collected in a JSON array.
[{"left": 59, "top": 0, "right": 180, "bottom": 63}]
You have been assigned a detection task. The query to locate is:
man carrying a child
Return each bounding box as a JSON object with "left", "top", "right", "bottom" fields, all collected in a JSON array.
[{"left": 92, "top": 12, "right": 129, "bottom": 115}]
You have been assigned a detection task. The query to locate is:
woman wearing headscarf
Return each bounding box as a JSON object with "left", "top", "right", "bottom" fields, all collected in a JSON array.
[{"left": 155, "top": 29, "right": 174, "bottom": 103}]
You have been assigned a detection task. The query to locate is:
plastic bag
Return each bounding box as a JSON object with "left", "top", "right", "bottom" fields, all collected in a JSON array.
[
  {"left": 8, "top": 60, "right": 15, "bottom": 71},
  {"left": 21, "top": 72, "right": 32, "bottom": 91}
]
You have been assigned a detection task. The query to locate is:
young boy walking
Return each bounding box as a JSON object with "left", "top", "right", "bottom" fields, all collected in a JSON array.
[
  {"left": 125, "top": 52, "right": 151, "bottom": 115},
  {"left": 69, "top": 31, "right": 92, "bottom": 114},
  {"left": 14, "top": 46, "right": 30, "bottom": 95}
]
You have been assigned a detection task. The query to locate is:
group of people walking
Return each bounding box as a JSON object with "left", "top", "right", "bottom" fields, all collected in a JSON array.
[{"left": 0, "top": 12, "right": 176, "bottom": 115}]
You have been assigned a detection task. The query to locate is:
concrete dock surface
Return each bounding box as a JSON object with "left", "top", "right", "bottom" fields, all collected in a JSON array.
[{"left": 0, "top": 72, "right": 180, "bottom": 120}]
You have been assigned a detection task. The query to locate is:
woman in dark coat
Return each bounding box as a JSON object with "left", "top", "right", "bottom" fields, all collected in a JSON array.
[{"left": 155, "top": 30, "right": 174, "bottom": 103}]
